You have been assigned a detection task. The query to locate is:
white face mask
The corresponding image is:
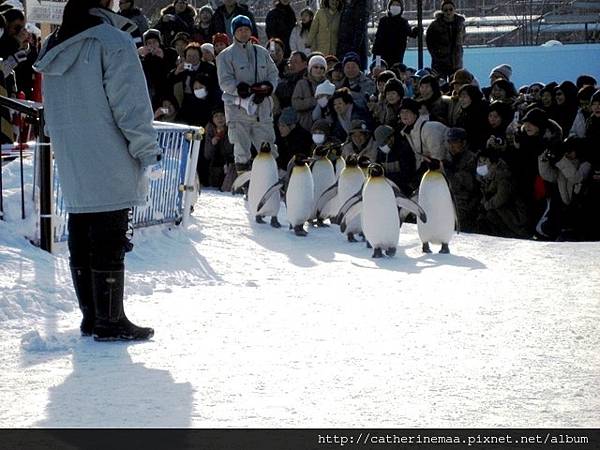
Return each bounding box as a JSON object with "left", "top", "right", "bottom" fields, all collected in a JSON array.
[
  {"left": 476, "top": 164, "right": 489, "bottom": 177},
  {"left": 390, "top": 5, "right": 403, "bottom": 16},
  {"left": 194, "top": 88, "right": 208, "bottom": 99},
  {"left": 380, "top": 144, "right": 391, "bottom": 154},
  {"left": 317, "top": 97, "right": 329, "bottom": 108},
  {"left": 312, "top": 133, "right": 325, "bottom": 144}
]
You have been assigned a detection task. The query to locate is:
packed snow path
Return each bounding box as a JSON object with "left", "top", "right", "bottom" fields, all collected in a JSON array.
[{"left": 1, "top": 190, "right": 599, "bottom": 427}]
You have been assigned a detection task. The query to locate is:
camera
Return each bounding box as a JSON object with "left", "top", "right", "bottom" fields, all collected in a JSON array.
[
  {"left": 494, "top": 137, "right": 504, "bottom": 145},
  {"left": 183, "top": 63, "right": 193, "bottom": 71},
  {"left": 160, "top": 107, "right": 170, "bottom": 114}
]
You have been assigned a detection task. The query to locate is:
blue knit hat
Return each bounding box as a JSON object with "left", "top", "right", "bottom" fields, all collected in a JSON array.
[
  {"left": 231, "top": 15, "right": 252, "bottom": 35},
  {"left": 342, "top": 52, "right": 360, "bottom": 67}
]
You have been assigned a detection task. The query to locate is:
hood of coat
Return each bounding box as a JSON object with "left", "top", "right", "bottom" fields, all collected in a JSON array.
[
  {"left": 160, "top": 4, "right": 197, "bottom": 19},
  {"left": 34, "top": 9, "right": 137, "bottom": 77},
  {"left": 433, "top": 10, "right": 466, "bottom": 23}
]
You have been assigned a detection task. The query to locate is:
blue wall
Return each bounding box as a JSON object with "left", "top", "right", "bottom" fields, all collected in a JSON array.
[{"left": 403, "top": 43, "right": 600, "bottom": 88}]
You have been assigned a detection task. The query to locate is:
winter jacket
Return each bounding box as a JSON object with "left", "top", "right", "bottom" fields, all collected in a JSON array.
[
  {"left": 375, "top": 133, "right": 416, "bottom": 195},
  {"left": 265, "top": 3, "right": 297, "bottom": 55},
  {"left": 568, "top": 108, "right": 588, "bottom": 138},
  {"left": 119, "top": 7, "right": 149, "bottom": 37},
  {"left": 204, "top": 122, "right": 234, "bottom": 165},
  {"left": 538, "top": 155, "right": 592, "bottom": 206},
  {"left": 292, "top": 74, "right": 323, "bottom": 132},
  {"left": 306, "top": 7, "right": 340, "bottom": 56},
  {"left": 401, "top": 114, "right": 450, "bottom": 170},
  {"left": 419, "top": 93, "right": 451, "bottom": 125},
  {"left": 289, "top": 24, "right": 311, "bottom": 56},
  {"left": 455, "top": 99, "right": 489, "bottom": 151},
  {"left": 276, "top": 124, "right": 313, "bottom": 170},
  {"left": 372, "top": 10, "right": 418, "bottom": 67},
  {"left": 274, "top": 68, "right": 306, "bottom": 111},
  {"left": 477, "top": 159, "right": 530, "bottom": 238},
  {"left": 331, "top": 104, "right": 373, "bottom": 142},
  {"left": 34, "top": 10, "right": 161, "bottom": 214},
  {"left": 139, "top": 46, "right": 178, "bottom": 108},
  {"left": 341, "top": 136, "right": 378, "bottom": 162},
  {"left": 336, "top": 0, "right": 371, "bottom": 69},
  {"left": 445, "top": 148, "right": 479, "bottom": 231},
  {"left": 425, "top": 12, "right": 466, "bottom": 78},
  {"left": 212, "top": 3, "right": 258, "bottom": 39},
  {"left": 154, "top": 4, "right": 196, "bottom": 46},
  {"left": 216, "top": 39, "right": 279, "bottom": 123},
  {"left": 341, "top": 73, "right": 376, "bottom": 110},
  {"left": 170, "top": 61, "right": 219, "bottom": 108},
  {"left": 191, "top": 23, "right": 217, "bottom": 45}
]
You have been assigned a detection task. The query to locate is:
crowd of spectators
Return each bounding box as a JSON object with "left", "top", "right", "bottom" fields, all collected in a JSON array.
[{"left": 1, "top": 0, "right": 599, "bottom": 241}]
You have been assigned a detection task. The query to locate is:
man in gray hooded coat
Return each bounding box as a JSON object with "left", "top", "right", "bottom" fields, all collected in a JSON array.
[{"left": 34, "top": 0, "right": 161, "bottom": 341}]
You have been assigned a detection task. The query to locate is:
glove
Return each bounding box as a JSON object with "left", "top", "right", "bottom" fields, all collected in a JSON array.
[
  {"left": 1, "top": 50, "right": 28, "bottom": 77},
  {"left": 251, "top": 81, "right": 274, "bottom": 104},
  {"left": 237, "top": 82, "right": 252, "bottom": 99},
  {"left": 144, "top": 162, "right": 164, "bottom": 181}
]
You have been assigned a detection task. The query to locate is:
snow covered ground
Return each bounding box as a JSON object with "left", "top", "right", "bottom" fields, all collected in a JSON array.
[{"left": 0, "top": 157, "right": 599, "bottom": 427}]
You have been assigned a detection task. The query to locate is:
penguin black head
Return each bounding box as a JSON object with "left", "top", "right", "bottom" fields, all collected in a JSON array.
[
  {"left": 426, "top": 158, "right": 442, "bottom": 171},
  {"left": 293, "top": 153, "right": 310, "bottom": 166},
  {"left": 327, "top": 142, "right": 342, "bottom": 158},
  {"left": 367, "top": 163, "right": 385, "bottom": 178},
  {"left": 358, "top": 155, "right": 371, "bottom": 169},
  {"left": 313, "top": 145, "right": 328, "bottom": 158},
  {"left": 259, "top": 142, "right": 272, "bottom": 154},
  {"left": 345, "top": 154, "right": 359, "bottom": 167}
]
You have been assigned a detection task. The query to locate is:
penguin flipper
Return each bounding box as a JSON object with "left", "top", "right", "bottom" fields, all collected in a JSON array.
[
  {"left": 340, "top": 199, "right": 362, "bottom": 233},
  {"left": 257, "top": 181, "right": 284, "bottom": 214},
  {"left": 396, "top": 196, "right": 427, "bottom": 223},
  {"left": 315, "top": 182, "right": 338, "bottom": 217},
  {"left": 335, "top": 187, "right": 363, "bottom": 225},
  {"left": 440, "top": 171, "right": 461, "bottom": 233},
  {"left": 232, "top": 171, "right": 252, "bottom": 192}
]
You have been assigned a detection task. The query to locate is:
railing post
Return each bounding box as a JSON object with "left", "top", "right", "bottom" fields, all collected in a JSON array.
[
  {"left": 417, "top": 0, "right": 424, "bottom": 70},
  {"left": 38, "top": 110, "right": 53, "bottom": 253},
  {"left": 181, "top": 129, "right": 203, "bottom": 228}
]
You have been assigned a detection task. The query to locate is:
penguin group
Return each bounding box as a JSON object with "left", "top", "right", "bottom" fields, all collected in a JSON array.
[{"left": 232, "top": 143, "right": 459, "bottom": 258}]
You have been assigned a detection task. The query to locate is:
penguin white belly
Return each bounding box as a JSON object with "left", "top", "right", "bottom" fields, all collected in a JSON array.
[
  {"left": 362, "top": 179, "right": 399, "bottom": 248},
  {"left": 248, "top": 157, "right": 280, "bottom": 217},
  {"left": 286, "top": 168, "right": 314, "bottom": 226},
  {"left": 417, "top": 171, "right": 455, "bottom": 244},
  {"left": 311, "top": 161, "right": 336, "bottom": 218},
  {"left": 335, "top": 158, "right": 346, "bottom": 179},
  {"left": 338, "top": 169, "right": 365, "bottom": 234}
]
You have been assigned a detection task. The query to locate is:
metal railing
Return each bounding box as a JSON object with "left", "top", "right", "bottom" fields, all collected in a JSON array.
[{"left": 0, "top": 95, "right": 203, "bottom": 253}]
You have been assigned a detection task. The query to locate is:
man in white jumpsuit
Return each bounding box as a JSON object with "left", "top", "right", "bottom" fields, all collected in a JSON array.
[{"left": 216, "top": 14, "right": 279, "bottom": 173}]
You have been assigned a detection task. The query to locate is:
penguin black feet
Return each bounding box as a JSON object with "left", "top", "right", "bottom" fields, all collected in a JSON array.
[
  {"left": 439, "top": 243, "right": 450, "bottom": 254},
  {"left": 316, "top": 218, "right": 330, "bottom": 228},
  {"left": 347, "top": 233, "right": 357, "bottom": 243},
  {"left": 255, "top": 215, "right": 266, "bottom": 224},
  {"left": 366, "top": 240, "right": 372, "bottom": 249},
  {"left": 385, "top": 247, "right": 396, "bottom": 257},
  {"left": 422, "top": 242, "right": 432, "bottom": 253},
  {"left": 359, "top": 232, "right": 366, "bottom": 241},
  {"left": 270, "top": 216, "right": 281, "bottom": 228},
  {"left": 372, "top": 248, "right": 384, "bottom": 258},
  {"left": 293, "top": 225, "right": 308, "bottom": 237}
]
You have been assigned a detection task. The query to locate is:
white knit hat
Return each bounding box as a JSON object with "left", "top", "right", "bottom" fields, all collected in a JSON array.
[
  {"left": 308, "top": 55, "right": 327, "bottom": 71},
  {"left": 200, "top": 43, "right": 215, "bottom": 56},
  {"left": 314, "top": 80, "right": 336, "bottom": 98}
]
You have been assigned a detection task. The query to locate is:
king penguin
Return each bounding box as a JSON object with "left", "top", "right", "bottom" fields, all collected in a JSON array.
[
  {"left": 310, "top": 145, "right": 336, "bottom": 226},
  {"left": 286, "top": 154, "right": 315, "bottom": 236},
  {"left": 335, "top": 154, "right": 365, "bottom": 242},
  {"left": 338, "top": 163, "right": 427, "bottom": 258},
  {"left": 245, "top": 143, "right": 282, "bottom": 228},
  {"left": 417, "top": 159, "right": 459, "bottom": 253}
]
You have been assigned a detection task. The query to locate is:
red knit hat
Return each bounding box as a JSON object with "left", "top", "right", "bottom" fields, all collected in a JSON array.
[{"left": 212, "top": 32, "right": 229, "bottom": 46}]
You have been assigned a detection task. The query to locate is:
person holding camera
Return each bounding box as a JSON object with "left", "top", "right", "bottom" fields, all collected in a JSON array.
[
  {"left": 216, "top": 15, "right": 279, "bottom": 175},
  {"left": 153, "top": 0, "right": 196, "bottom": 47},
  {"left": 138, "top": 28, "right": 177, "bottom": 108}
]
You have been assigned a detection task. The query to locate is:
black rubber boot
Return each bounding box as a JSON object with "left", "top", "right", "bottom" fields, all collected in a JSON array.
[
  {"left": 70, "top": 265, "right": 95, "bottom": 336},
  {"left": 372, "top": 248, "right": 384, "bottom": 258},
  {"left": 270, "top": 216, "right": 281, "bottom": 228},
  {"left": 439, "top": 243, "right": 450, "bottom": 254},
  {"left": 294, "top": 225, "right": 308, "bottom": 236},
  {"left": 91, "top": 270, "right": 154, "bottom": 342},
  {"left": 422, "top": 242, "right": 432, "bottom": 253}
]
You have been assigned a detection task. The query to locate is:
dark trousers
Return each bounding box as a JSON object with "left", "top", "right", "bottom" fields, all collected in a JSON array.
[{"left": 67, "top": 209, "right": 130, "bottom": 271}]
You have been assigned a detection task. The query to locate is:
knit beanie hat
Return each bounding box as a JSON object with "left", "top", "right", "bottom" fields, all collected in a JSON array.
[
  {"left": 314, "top": 80, "right": 336, "bottom": 98},
  {"left": 399, "top": 98, "right": 420, "bottom": 114},
  {"left": 198, "top": 4, "right": 213, "bottom": 15},
  {"left": 311, "top": 119, "right": 331, "bottom": 134},
  {"left": 374, "top": 125, "right": 395, "bottom": 146},
  {"left": 212, "top": 32, "right": 230, "bottom": 46},
  {"left": 522, "top": 107, "right": 548, "bottom": 130},
  {"left": 489, "top": 64, "right": 512, "bottom": 81},
  {"left": 279, "top": 107, "right": 299, "bottom": 126},
  {"left": 308, "top": 55, "right": 327, "bottom": 71},
  {"left": 450, "top": 68, "right": 474, "bottom": 86},
  {"left": 383, "top": 78, "right": 405, "bottom": 97},
  {"left": 376, "top": 70, "right": 397, "bottom": 86},
  {"left": 200, "top": 43, "right": 214, "bottom": 56},
  {"left": 143, "top": 28, "right": 162, "bottom": 45},
  {"left": 341, "top": 51, "right": 360, "bottom": 67},
  {"left": 231, "top": 15, "right": 252, "bottom": 35}
]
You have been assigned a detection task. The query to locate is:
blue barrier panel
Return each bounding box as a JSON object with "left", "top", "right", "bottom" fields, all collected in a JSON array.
[{"left": 51, "top": 122, "right": 202, "bottom": 243}]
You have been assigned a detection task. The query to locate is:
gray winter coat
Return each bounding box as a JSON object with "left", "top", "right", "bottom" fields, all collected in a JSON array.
[{"left": 34, "top": 10, "right": 161, "bottom": 214}]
